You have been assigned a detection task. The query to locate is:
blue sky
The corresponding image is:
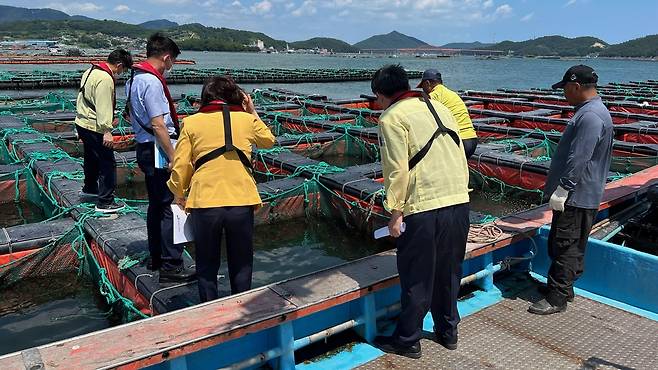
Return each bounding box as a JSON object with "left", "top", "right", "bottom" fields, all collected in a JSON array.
[{"left": 2, "top": 1, "right": 656, "bottom": 44}]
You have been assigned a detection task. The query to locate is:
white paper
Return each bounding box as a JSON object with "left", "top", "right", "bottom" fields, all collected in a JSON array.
[
  {"left": 171, "top": 204, "right": 194, "bottom": 244},
  {"left": 155, "top": 139, "right": 177, "bottom": 169},
  {"left": 374, "top": 222, "right": 406, "bottom": 239}
]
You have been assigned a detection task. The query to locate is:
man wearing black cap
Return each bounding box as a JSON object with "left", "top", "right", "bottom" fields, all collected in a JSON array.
[
  {"left": 529, "top": 65, "right": 613, "bottom": 315},
  {"left": 418, "top": 69, "right": 478, "bottom": 158}
]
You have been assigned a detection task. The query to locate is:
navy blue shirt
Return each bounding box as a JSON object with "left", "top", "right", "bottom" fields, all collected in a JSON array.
[{"left": 544, "top": 96, "right": 613, "bottom": 209}]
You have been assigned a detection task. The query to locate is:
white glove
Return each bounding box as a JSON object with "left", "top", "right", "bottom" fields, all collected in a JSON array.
[{"left": 549, "top": 185, "right": 569, "bottom": 212}]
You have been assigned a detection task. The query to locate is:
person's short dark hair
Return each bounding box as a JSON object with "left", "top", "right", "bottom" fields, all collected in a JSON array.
[
  {"left": 200, "top": 76, "right": 244, "bottom": 106},
  {"left": 371, "top": 64, "right": 410, "bottom": 97},
  {"left": 107, "top": 49, "right": 133, "bottom": 68},
  {"left": 146, "top": 33, "right": 181, "bottom": 59},
  {"left": 579, "top": 82, "right": 597, "bottom": 89}
]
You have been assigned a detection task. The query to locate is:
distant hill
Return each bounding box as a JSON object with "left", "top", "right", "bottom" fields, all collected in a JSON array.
[
  {"left": 0, "top": 5, "right": 656, "bottom": 56},
  {"left": 488, "top": 35, "right": 608, "bottom": 56},
  {"left": 601, "top": 35, "right": 658, "bottom": 58},
  {"left": 353, "top": 31, "right": 429, "bottom": 50},
  {"left": 441, "top": 41, "right": 493, "bottom": 49},
  {"left": 0, "top": 19, "right": 149, "bottom": 48},
  {"left": 0, "top": 5, "right": 72, "bottom": 23},
  {"left": 174, "top": 23, "right": 286, "bottom": 51},
  {"left": 139, "top": 19, "right": 179, "bottom": 30},
  {"left": 290, "top": 38, "right": 358, "bottom": 53}
]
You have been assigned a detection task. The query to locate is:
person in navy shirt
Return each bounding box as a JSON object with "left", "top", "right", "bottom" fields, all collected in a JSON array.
[{"left": 529, "top": 65, "right": 613, "bottom": 315}]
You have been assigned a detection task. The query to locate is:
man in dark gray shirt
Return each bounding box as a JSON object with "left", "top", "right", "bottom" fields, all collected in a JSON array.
[{"left": 529, "top": 65, "right": 613, "bottom": 315}]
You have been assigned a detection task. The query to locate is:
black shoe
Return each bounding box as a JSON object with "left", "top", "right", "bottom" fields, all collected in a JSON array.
[
  {"left": 434, "top": 331, "right": 458, "bottom": 350},
  {"left": 159, "top": 265, "right": 196, "bottom": 283},
  {"left": 528, "top": 298, "right": 567, "bottom": 315},
  {"left": 95, "top": 201, "right": 125, "bottom": 214},
  {"left": 537, "top": 284, "right": 574, "bottom": 302},
  {"left": 147, "top": 257, "right": 162, "bottom": 271},
  {"left": 373, "top": 336, "right": 422, "bottom": 359}
]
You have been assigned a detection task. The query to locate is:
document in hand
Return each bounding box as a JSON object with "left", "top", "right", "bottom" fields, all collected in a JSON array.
[
  {"left": 373, "top": 222, "right": 406, "bottom": 239},
  {"left": 155, "top": 139, "right": 177, "bottom": 169},
  {"left": 171, "top": 204, "right": 194, "bottom": 244}
]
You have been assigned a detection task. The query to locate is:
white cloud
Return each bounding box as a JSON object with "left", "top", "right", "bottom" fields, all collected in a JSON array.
[
  {"left": 113, "top": 4, "right": 132, "bottom": 13},
  {"left": 494, "top": 4, "right": 512, "bottom": 16},
  {"left": 251, "top": 0, "right": 273, "bottom": 14},
  {"left": 520, "top": 12, "right": 533, "bottom": 22},
  {"left": 47, "top": 2, "right": 103, "bottom": 13},
  {"left": 483, "top": 0, "right": 494, "bottom": 9},
  {"left": 201, "top": 0, "right": 218, "bottom": 7},
  {"left": 291, "top": 1, "right": 317, "bottom": 17},
  {"left": 564, "top": 0, "right": 577, "bottom": 6}
]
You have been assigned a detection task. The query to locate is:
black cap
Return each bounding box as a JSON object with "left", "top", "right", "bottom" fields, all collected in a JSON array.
[
  {"left": 551, "top": 65, "right": 598, "bottom": 89},
  {"left": 416, "top": 69, "right": 442, "bottom": 88}
]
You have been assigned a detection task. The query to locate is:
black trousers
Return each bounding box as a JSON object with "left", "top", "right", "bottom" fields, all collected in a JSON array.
[
  {"left": 190, "top": 206, "right": 254, "bottom": 302},
  {"left": 136, "top": 143, "right": 183, "bottom": 269},
  {"left": 393, "top": 203, "right": 470, "bottom": 346},
  {"left": 463, "top": 138, "right": 478, "bottom": 159},
  {"left": 546, "top": 206, "right": 597, "bottom": 306},
  {"left": 76, "top": 125, "right": 116, "bottom": 206}
]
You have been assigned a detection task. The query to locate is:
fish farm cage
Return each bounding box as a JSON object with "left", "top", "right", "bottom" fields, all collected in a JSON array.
[
  {"left": 0, "top": 68, "right": 424, "bottom": 89},
  {"left": 1, "top": 77, "right": 658, "bottom": 369}
]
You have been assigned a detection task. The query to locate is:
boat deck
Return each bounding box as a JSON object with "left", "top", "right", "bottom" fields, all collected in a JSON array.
[{"left": 358, "top": 274, "right": 658, "bottom": 370}]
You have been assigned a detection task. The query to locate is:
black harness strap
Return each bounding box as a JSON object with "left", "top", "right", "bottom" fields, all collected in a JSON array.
[
  {"left": 78, "top": 65, "right": 98, "bottom": 111},
  {"left": 124, "top": 69, "right": 179, "bottom": 139},
  {"left": 193, "top": 105, "right": 254, "bottom": 172},
  {"left": 123, "top": 68, "right": 156, "bottom": 136},
  {"left": 408, "top": 92, "right": 461, "bottom": 171}
]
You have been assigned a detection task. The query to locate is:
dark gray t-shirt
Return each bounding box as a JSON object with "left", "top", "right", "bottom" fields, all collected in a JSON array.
[{"left": 544, "top": 96, "right": 613, "bottom": 209}]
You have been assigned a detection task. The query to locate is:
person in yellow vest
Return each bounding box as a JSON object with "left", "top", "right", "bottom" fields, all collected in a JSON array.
[
  {"left": 417, "top": 69, "right": 478, "bottom": 158},
  {"left": 75, "top": 49, "right": 132, "bottom": 213},
  {"left": 371, "top": 65, "right": 470, "bottom": 358},
  {"left": 167, "top": 76, "right": 275, "bottom": 302}
]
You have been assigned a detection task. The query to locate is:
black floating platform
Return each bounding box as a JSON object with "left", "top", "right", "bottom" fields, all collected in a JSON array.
[
  {"left": 5, "top": 128, "right": 199, "bottom": 314},
  {"left": 0, "top": 218, "right": 75, "bottom": 254}
]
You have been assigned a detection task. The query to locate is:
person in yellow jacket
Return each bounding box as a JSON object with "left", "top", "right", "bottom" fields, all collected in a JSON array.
[
  {"left": 371, "top": 65, "right": 470, "bottom": 359},
  {"left": 418, "top": 69, "right": 478, "bottom": 158},
  {"left": 167, "top": 76, "right": 275, "bottom": 302},
  {"left": 75, "top": 49, "right": 132, "bottom": 213}
]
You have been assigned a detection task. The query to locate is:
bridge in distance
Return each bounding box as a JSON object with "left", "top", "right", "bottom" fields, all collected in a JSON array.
[{"left": 360, "top": 46, "right": 506, "bottom": 56}]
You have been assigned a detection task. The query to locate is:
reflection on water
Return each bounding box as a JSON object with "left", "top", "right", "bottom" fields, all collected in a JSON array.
[
  {"left": 115, "top": 181, "right": 149, "bottom": 200},
  {"left": 0, "top": 201, "right": 46, "bottom": 228},
  {"left": 469, "top": 190, "right": 539, "bottom": 217},
  {"left": 185, "top": 217, "right": 391, "bottom": 291},
  {"left": 318, "top": 154, "right": 372, "bottom": 168},
  {"left": 0, "top": 272, "right": 115, "bottom": 355}
]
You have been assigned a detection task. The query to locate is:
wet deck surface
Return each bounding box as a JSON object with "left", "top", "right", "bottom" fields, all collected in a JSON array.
[{"left": 358, "top": 275, "right": 658, "bottom": 370}]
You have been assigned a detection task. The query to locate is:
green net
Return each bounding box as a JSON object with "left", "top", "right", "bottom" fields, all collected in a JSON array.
[{"left": 0, "top": 205, "right": 148, "bottom": 322}]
